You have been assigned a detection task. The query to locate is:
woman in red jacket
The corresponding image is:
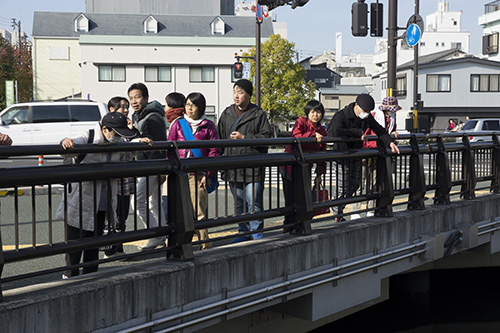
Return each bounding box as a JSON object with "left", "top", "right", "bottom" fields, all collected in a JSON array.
[{"left": 281, "top": 100, "right": 327, "bottom": 232}]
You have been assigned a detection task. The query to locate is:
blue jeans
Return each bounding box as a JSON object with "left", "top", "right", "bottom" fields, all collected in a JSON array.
[{"left": 229, "top": 182, "right": 264, "bottom": 233}]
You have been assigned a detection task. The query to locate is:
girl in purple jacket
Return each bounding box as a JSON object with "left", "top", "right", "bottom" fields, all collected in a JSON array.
[{"left": 167, "top": 92, "right": 219, "bottom": 249}]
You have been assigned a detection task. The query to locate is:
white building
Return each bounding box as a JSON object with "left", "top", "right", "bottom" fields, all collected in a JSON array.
[
  {"left": 32, "top": 12, "right": 273, "bottom": 122},
  {"left": 373, "top": 0, "right": 470, "bottom": 71},
  {"left": 478, "top": 1, "right": 500, "bottom": 62}
]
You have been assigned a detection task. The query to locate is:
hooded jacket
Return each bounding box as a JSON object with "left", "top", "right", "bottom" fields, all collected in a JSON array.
[
  {"left": 217, "top": 103, "right": 272, "bottom": 182},
  {"left": 132, "top": 100, "right": 167, "bottom": 160}
]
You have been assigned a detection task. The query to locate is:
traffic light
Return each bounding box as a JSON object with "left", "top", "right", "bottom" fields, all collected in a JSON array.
[
  {"left": 370, "top": 3, "right": 383, "bottom": 37},
  {"left": 351, "top": 0, "right": 368, "bottom": 37},
  {"left": 234, "top": 62, "right": 243, "bottom": 79}
]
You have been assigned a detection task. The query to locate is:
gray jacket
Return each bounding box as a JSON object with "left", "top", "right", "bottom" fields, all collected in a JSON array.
[{"left": 217, "top": 103, "right": 272, "bottom": 182}]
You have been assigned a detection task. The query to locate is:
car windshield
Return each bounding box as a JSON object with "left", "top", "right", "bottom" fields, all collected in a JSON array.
[{"left": 463, "top": 120, "right": 477, "bottom": 131}]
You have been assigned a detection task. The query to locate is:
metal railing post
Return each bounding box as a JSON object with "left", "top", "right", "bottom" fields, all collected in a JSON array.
[
  {"left": 290, "top": 139, "right": 313, "bottom": 235},
  {"left": 461, "top": 134, "right": 477, "bottom": 200},
  {"left": 166, "top": 142, "right": 195, "bottom": 261},
  {"left": 491, "top": 133, "right": 500, "bottom": 193},
  {"left": 408, "top": 135, "right": 426, "bottom": 210},
  {"left": 434, "top": 135, "right": 452, "bottom": 204},
  {"left": 0, "top": 223, "right": 3, "bottom": 302},
  {"left": 375, "top": 139, "right": 394, "bottom": 217}
]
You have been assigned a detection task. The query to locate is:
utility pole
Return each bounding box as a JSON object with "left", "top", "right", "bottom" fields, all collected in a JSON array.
[
  {"left": 11, "top": 18, "right": 22, "bottom": 49},
  {"left": 387, "top": 0, "right": 397, "bottom": 97}
]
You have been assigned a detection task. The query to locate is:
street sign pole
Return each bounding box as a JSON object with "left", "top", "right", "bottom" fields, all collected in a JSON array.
[
  {"left": 387, "top": 0, "right": 397, "bottom": 97},
  {"left": 413, "top": 0, "right": 420, "bottom": 132},
  {"left": 256, "top": 4, "right": 262, "bottom": 106}
]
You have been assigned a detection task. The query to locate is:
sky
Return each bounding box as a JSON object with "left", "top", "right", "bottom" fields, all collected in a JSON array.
[{"left": 0, "top": 0, "right": 486, "bottom": 58}]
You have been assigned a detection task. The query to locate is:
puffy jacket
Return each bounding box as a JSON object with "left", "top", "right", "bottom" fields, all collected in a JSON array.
[
  {"left": 168, "top": 118, "right": 219, "bottom": 158},
  {"left": 132, "top": 100, "right": 167, "bottom": 160},
  {"left": 217, "top": 103, "right": 272, "bottom": 182},
  {"left": 55, "top": 124, "right": 134, "bottom": 231}
]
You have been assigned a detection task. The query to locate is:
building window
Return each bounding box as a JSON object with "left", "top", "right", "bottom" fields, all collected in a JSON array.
[
  {"left": 470, "top": 74, "right": 500, "bottom": 92},
  {"left": 190, "top": 66, "right": 215, "bottom": 82},
  {"left": 314, "top": 78, "right": 327, "bottom": 84},
  {"left": 145, "top": 66, "right": 171, "bottom": 82},
  {"left": 205, "top": 106, "right": 216, "bottom": 123},
  {"left": 483, "top": 33, "right": 499, "bottom": 54},
  {"left": 426, "top": 74, "right": 451, "bottom": 92},
  {"left": 441, "top": 42, "right": 445, "bottom": 47},
  {"left": 49, "top": 46, "right": 69, "bottom": 60},
  {"left": 420, "top": 42, "right": 426, "bottom": 47},
  {"left": 98, "top": 65, "right": 126, "bottom": 82},
  {"left": 396, "top": 76, "right": 407, "bottom": 97}
]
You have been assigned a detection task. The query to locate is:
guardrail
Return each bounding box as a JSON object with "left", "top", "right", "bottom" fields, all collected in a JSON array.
[{"left": 0, "top": 131, "right": 499, "bottom": 301}]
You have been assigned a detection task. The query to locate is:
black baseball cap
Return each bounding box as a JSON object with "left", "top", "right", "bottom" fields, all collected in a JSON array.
[{"left": 101, "top": 112, "right": 137, "bottom": 138}]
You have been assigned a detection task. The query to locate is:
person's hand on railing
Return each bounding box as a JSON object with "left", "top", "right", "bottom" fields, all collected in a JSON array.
[
  {"left": 389, "top": 142, "right": 400, "bottom": 154},
  {"left": 200, "top": 175, "right": 208, "bottom": 190},
  {"left": 139, "top": 137, "right": 152, "bottom": 146},
  {"left": 0, "top": 133, "right": 12, "bottom": 146},
  {"left": 315, "top": 132, "right": 323, "bottom": 143},
  {"left": 229, "top": 131, "right": 245, "bottom": 140},
  {"left": 61, "top": 138, "right": 75, "bottom": 149},
  {"left": 392, "top": 131, "right": 399, "bottom": 139}
]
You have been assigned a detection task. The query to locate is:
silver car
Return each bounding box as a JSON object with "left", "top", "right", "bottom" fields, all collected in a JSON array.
[{"left": 457, "top": 118, "right": 500, "bottom": 142}]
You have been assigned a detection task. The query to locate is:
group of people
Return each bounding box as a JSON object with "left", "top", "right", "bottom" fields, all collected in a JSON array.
[
  {"left": 59, "top": 79, "right": 272, "bottom": 277},
  {"left": 57, "top": 77, "right": 401, "bottom": 278}
]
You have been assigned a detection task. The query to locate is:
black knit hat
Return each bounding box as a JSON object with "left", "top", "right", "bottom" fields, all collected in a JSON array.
[
  {"left": 356, "top": 94, "right": 375, "bottom": 112},
  {"left": 234, "top": 79, "right": 253, "bottom": 97}
]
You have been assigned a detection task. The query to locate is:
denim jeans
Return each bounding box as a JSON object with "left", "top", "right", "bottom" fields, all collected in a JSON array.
[{"left": 229, "top": 182, "right": 264, "bottom": 232}]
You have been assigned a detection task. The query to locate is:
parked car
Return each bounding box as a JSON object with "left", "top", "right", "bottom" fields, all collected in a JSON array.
[
  {"left": 456, "top": 118, "right": 500, "bottom": 142},
  {"left": 0, "top": 100, "right": 107, "bottom": 145}
]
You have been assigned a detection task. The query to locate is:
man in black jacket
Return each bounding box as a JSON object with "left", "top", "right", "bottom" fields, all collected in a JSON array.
[
  {"left": 327, "top": 94, "right": 399, "bottom": 221},
  {"left": 218, "top": 79, "right": 272, "bottom": 242},
  {"left": 128, "top": 82, "right": 167, "bottom": 250}
]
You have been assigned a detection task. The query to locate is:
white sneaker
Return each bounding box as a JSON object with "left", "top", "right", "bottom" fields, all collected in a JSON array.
[
  {"left": 366, "top": 212, "right": 375, "bottom": 217},
  {"left": 351, "top": 214, "right": 361, "bottom": 220},
  {"left": 139, "top": 236, "right": 166, "bottom": 250}
]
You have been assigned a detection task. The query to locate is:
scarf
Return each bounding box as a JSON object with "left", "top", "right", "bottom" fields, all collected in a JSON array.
[
  {"left": 184, "top": 114, "right": 206, "bottom": 135},
  {"left": 166, "top": 107, "right": 184, "bottom": 123}
]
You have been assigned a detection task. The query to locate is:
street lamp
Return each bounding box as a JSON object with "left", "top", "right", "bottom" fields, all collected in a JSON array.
[{"left": 255, "top": 0, "right": 309, "bottom": 106}]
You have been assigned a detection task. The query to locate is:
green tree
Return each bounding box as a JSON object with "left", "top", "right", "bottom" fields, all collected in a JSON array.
[
  {"left": 0, "top": 37, "right": 16, "bottom": 110},
  {"left": 242, "top": 34, "right": 316, "bottom": 124},
  {"left": 13, "top": 44, "right": 33, "bottom": 105}
]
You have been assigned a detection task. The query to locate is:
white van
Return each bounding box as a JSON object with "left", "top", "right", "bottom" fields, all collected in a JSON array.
[{"left": 0, "top": 100, "right": 107, "bottom": 145}]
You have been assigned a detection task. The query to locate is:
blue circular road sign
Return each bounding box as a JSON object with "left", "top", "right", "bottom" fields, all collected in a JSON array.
[{"left": 406, "top": 23, "right": 422, "bottom": 47}]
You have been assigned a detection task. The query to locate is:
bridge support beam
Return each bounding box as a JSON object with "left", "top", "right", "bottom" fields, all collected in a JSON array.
[
  {"left": 408, "top": 135, "right": 426, "bottom": 210},
  {"left": 491, "top": 133, "right": 500, "bottom": 193},
  {"left": 461, "top": 135, "right": 477, "bottom": 200},
  {"left": 375, "top": 139, "right": 394, "bottom": 216},
  {"left": 290, "top": 139, "right": 313, "bottom": 235},
  {"left": 166, "top": 143, "right": 195, "bottom": 261},
  {"left": 434, "top": 135, "right": 452, "bottom": 205}
]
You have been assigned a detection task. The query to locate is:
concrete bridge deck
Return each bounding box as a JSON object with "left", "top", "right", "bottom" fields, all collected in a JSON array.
[{"left": 2, "top": 194, "right": 500, "bottom": 332}]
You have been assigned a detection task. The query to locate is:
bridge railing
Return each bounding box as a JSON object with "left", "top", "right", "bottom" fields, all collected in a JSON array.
[{"left": 0, "top": 131, "right": 499, "bottom": 301}]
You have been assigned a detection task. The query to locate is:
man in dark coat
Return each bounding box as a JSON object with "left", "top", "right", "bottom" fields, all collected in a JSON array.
[
  {"left": 327, "top": 94, "right": 399, "bottom": 221},
  {"left": 218, "top": 79, "right": 272, "bottom": 242}
]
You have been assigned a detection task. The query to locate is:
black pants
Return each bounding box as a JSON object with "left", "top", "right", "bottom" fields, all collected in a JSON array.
[{"left": 65, "top": 211, "right": 105, "bottom": 277}]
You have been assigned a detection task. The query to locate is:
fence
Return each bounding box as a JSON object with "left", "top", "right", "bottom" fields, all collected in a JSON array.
[{"left": 0, "top": 131, "right": 499, "bottom": 301}]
